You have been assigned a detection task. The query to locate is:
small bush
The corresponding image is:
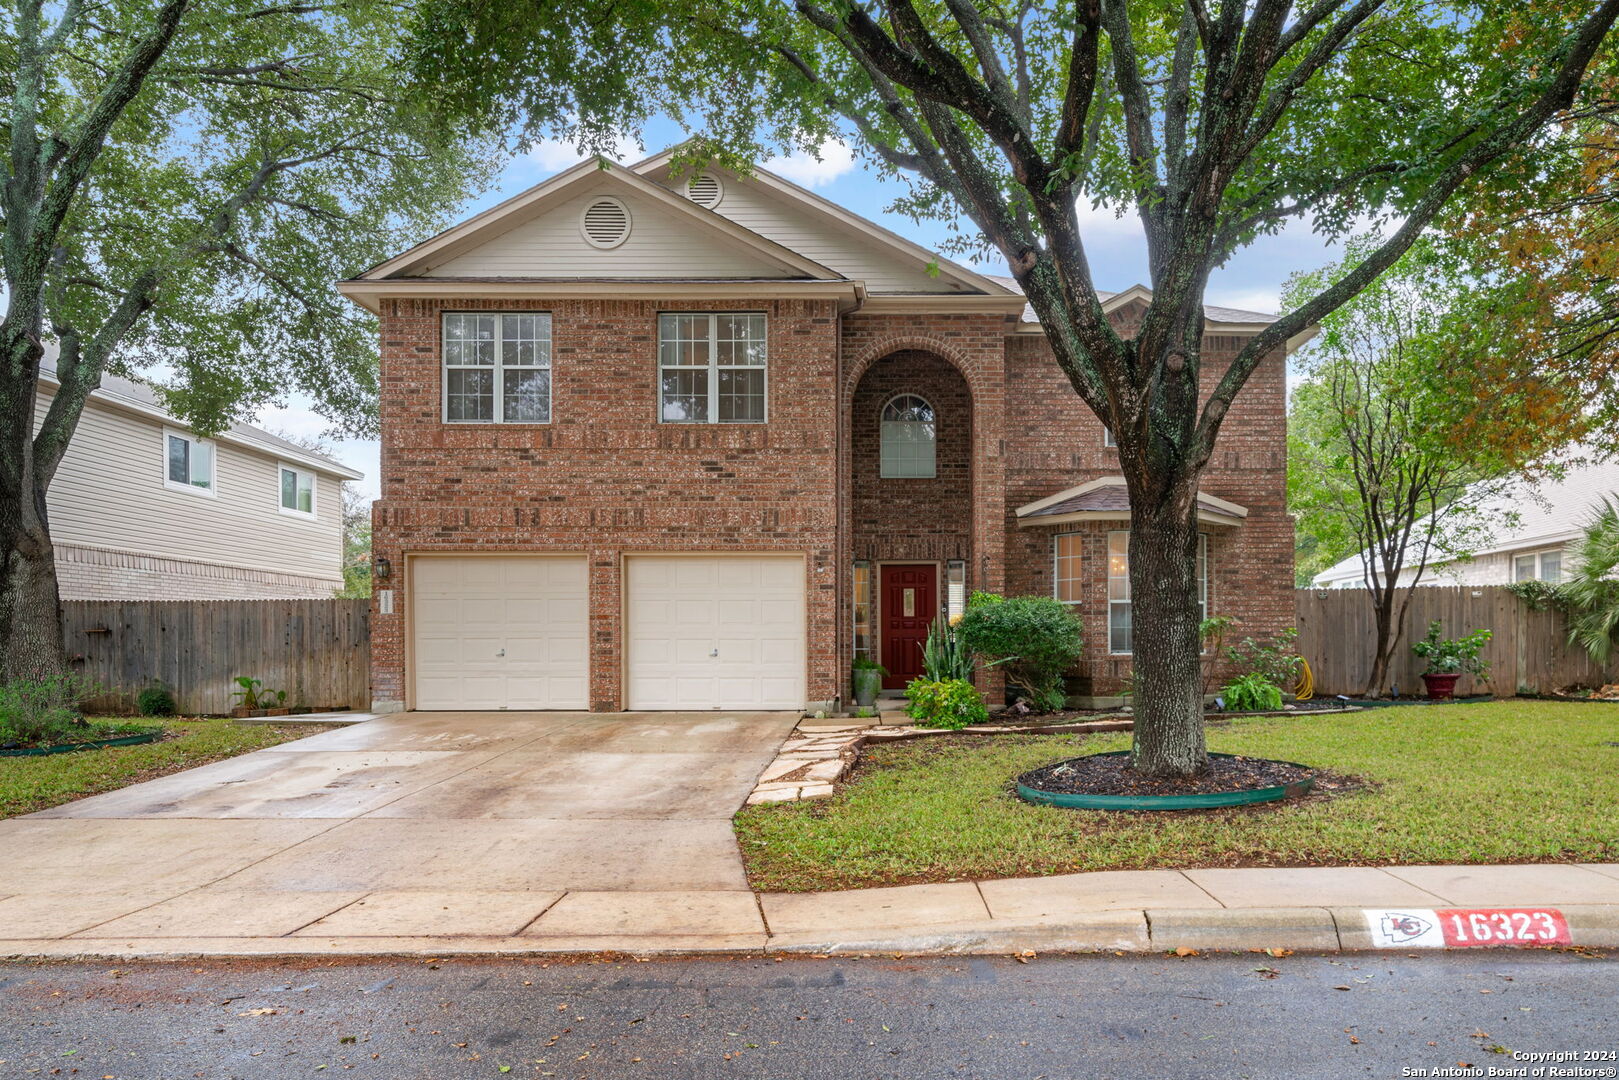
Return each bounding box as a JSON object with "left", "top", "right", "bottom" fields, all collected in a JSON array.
[
  {"left": 136, "top": 682, "right": 178, "bottom": 717},
  {"left": 904, "top": 677, "right": 989, "bottom": 730},
  {"left": 920, "top": 618, "right": 975, "bottom": 682},
  {"left": 1222, "top": 672, "right": 1284, "bottom": 712},
  {"left": 955, "top": 593, "right": 1083, "bottom": 711},
  {"left": 1224, "top": 628, "right": 1303, "bottom": 688},
  {"left": 0, "top": 674, "right": 96, "bottom": 747}
]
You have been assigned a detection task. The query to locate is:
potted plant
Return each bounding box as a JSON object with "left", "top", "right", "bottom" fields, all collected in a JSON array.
[
  {"left": 1410, "top": 621, "right": 1492, "bottom": 700},
  {"left": 851, "top": 657, "right": 886, "bottom": 708}
]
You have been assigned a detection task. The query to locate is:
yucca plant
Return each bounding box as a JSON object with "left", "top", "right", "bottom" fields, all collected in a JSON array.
[
  {"left": 1562, "top": 498, "right": 1619, "bottom": 664},
  {"left": 920, "top": 617, "right": 976, "bottom": 682}
]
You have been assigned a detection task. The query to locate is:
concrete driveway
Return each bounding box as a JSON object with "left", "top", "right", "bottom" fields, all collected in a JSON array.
[{"left": 0, "top": 711, "right": 798, "bottom": 951}]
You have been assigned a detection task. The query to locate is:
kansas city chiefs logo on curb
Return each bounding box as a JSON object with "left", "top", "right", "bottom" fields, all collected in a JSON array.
[
  {"left": 1365, "top": 908, "right": 1445, "bottom": 948},
  {"left": 1364, "top": 907, "right": 1571, "bottom": 948},
  {"left": 1378, "top": 911, "right": 1435, "bottom": 943}
]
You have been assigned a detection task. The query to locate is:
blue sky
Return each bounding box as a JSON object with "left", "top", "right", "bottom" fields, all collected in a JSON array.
[{"left": 267, "top": 124, "right": 1353, "bottom": 498}]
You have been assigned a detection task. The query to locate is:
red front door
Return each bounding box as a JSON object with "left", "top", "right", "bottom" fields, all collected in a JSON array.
[{"left": 880, "top": 564, "right": 938, "bottom": 689}]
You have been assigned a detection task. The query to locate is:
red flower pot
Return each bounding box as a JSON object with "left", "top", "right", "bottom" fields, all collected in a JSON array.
[{"left": 1421, "top": 672, "right": 1461, "bottom": 701}]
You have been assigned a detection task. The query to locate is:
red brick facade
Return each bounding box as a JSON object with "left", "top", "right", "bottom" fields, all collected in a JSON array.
[{"left": 369, "top": 294, "right": 1291, "bottom": 711}]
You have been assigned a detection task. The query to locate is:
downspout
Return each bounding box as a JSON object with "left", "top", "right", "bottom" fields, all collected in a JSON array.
[{"left": 835, "top": 282, "right": 867, "bottom": 713}]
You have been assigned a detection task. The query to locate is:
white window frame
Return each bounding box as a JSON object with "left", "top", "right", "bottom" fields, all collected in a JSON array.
[
  {"left": 1053, "top": 532, "right": 1084, "bottom": 605},
  {"left": 1103, "top": 426, "right": 1117, "bottom": 448},
  {"left": 1101, "top": 530, "right": 1209, "bottom": 655},
  {"left": 1514, "top": 548, "right": 1563, "bottom": 583},
  {"left": 441, "top": 312, "right": 553, "bottom": 425},
  {"left": 657, "top": 312, "right": 769, "bottom": 424},
  {"left": 162, "top": 429, "right": 216, "bottom": 497},
  {"left": 879, "top": 393, "right": 937, "bottom": 478},
  {"left": 277, "top": 463, "right": 317, "bottom": 519}
]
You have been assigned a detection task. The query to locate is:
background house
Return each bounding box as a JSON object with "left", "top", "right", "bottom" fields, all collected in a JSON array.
[
  {"left": 36, "top": 356, "right": 362, "bottom": 600},
  {"left": 1312, "top": 454, "right": 1619, "bottom": 590}
]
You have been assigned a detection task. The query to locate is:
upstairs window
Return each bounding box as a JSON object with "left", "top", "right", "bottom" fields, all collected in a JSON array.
[
  {"left": 658, "top": 313, "right": 767, "bottom": 423},
  {"left": 879, "top": 394, "right": 936, "bottom": 478},
  {"left": 279, "top": 464, "right": 315, "bottom": 517},
  {"left": 443, "top": 312, "right": 552, "bottom": 424},
  {"left": 164, "top": 431, "right": 214, "bottom": 496}
]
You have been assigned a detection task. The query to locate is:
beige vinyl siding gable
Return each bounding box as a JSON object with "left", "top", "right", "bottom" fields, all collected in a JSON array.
[
  {"left": 646, "top": 166, "right": 959, "bottom": 294},
  {"left": 36, "top": 386, "right": 345, "bottom": 585},
  {"left": 424, "top": 181, "right": 798, "bottom": 280}
]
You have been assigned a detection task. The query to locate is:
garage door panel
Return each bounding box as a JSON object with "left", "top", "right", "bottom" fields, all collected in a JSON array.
[
  {"left": 412, "top": 556, "right": 589, "bottom": 711},
  {"left": 626, "top": 555, "right": 806, "bottom": 711}
]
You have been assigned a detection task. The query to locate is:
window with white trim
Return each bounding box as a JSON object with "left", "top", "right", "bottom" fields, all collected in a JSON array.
[
  {"left": 1100, "top": 530, "right": 1209, "bottom": 654},
  {"left": 658, "top": 313, "right": 767, "bottom": 423},
  {"left": 945, "top": 559, "right": 967, "bottom": 619},
  {"left": 164, "top": 431, "right": 215, "bottom": 495},
  {"left": 443, "top": 312, "right": 552, "bottom": 424},
  {"left": 1103, "top": 426, "right": 1116, "bottom": 447},
  {"left": 1054, "top": 533, "right": 1084, "bottom": 603},
  {"left": 879, "top": 394, "right": 936, "bottom": 478},
  {"left": 853, "top": 561, "right": 873, "bottom": 660},
  {"left": 1514, "top": 549, "right": 1563, "bottom": 583},
  {"left": 279, "top": 464, "right": 315, "bottom": 517}
]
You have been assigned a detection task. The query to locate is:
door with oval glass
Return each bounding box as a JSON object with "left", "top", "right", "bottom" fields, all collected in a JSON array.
[{"left": 880, "top": 563, "right": 938, "bottom": 689}]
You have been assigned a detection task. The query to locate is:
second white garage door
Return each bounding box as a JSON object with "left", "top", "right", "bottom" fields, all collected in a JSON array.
[
  {"left": 625, "top": 555, "right": 806, "bottom": 710},
  {"left": 412, "top": 555, "right": 589, "bottom": 710}
]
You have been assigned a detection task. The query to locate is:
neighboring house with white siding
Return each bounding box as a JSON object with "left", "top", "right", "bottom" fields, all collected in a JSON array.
[
  {"left": 1312, "top": 454, "right": 1619, "bottom": 590},
  {"left": 35, "top": 358, "right": 362, "bottom": 600}
]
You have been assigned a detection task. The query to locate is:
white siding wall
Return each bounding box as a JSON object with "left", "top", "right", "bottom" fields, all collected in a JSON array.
[
  {"left": 36, "top": 387, "right": 345, "bottom": 587},
  {"left": 427, "top": 181, "right": 792, "bottom": 279},
  {"left": 649, "top": 167, "right": 955, "bottom": 293}
]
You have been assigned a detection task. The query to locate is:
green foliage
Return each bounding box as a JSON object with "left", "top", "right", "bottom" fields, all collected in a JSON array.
[
  {"left": 231, "top": 677, "right": 286, "bottom": 711},
  {"left": 904, "top": 678, "right": 989, "bottom": 730},
  {"left": 956, "top": 593, "right": 1082, "bottom": 712},
  {"left": 1410, "top": 621, "right": 1493, "bottom": 677},
  {"left": 337, "top": 486, "right": 374, "bottom": 599},
  {"left": 1558, "top": 499, "right": 1619, "bottom": 664},
  {"left": 0, "top": 675, "right": 109, "bottom": 747},
  {"left": 1505, "top": 579, "right": 1568, "bottom": 612},
  {"left": 851, "top": 656, "right": 886, "bottom": 673},
  {"left": 1223, "top": 628, "right": 1303, "bottom": 690},
  {"left": 1221, "top": 673, "right": 1284, "bottom": 713},
  {"left": 920, "top": 618, "right": 975, "bottom": 683},
  {"left": 136, "top": 682, "right": 178, "bottom": 718}
]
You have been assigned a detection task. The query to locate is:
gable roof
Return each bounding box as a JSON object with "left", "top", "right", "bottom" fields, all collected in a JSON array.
[
  {"left": 1015, "top": 476, "right": 1248, "bottom": 528},
  {"left": 985, "top": 276, "right": 1281, "bottom": 329},
  {"left": 631, "top": 146, "right": 1019, "bottom": 299},
  {"left": 37, "top": 350, "right": 362, "bottom": 480},
  {"left": 352, "top": 156, "right": 842, "bottom": 284}
]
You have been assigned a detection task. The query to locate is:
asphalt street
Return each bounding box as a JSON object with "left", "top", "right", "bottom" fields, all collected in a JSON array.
[{"left": 1, "top": 950, "right": 1615, "bottom": 1080}]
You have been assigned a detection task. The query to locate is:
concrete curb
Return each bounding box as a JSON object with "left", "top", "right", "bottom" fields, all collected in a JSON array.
[{"left": 4, "top": 904, "right": 1615, "bottom": 961}]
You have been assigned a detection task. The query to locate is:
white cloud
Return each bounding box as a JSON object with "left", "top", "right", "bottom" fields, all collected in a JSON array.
[
  {"left": 1204, "top": 286, "right": 1282, "bottom": 316},
  {"left": 526, "top": 132, "right": 645, "bottom": 172},
  {"left": 1074, "top": 195, "right": 1147, "bottom": 243},
  {"left": 761, "top": 140, "right": 855, "bottom": 188}
]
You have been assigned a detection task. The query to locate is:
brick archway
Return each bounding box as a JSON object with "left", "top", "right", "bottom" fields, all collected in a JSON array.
[{"left": 843, "top": 335, "right": 989, "bottom": 407}]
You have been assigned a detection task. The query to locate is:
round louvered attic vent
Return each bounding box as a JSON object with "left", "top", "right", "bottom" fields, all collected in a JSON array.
[
  {"left": 685, "top": 173, "right": 723, "bottom": 209},
  {"left": 579, "top": 196, "right": 631, "bottom": 249}
]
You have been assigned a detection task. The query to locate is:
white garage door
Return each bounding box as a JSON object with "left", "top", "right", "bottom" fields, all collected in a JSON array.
[
  {"left": 411, "top": 556, "right": 589, "bottom": 710},
  {"left": 626, "top": 555, "right": 805, "bottom": 710}
]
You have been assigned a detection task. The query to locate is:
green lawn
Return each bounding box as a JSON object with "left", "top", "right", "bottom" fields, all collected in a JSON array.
[
  {"left": 735, "top": 701, "right": 1619, "bottom": 892},
  {"left": 0, "top": 717, "right": 336, "bottom": 819}
]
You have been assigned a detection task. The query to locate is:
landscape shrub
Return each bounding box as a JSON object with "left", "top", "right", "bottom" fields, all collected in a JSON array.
[
  {"left": 955, "top": 593, "right": 1083, "bottom": 712},
  {"left": 137, "top": 682, "right": 178, "bottom": 717},
  {"left": 920, "top": 618, "right": 975, "bottom": 682},
  {"left": 1224, "top": 628, "right": 1303, "bottom": 689},
  {"left": 1221, "top": 672, "right": 1284, "bottom": 712},
  {"left": 904, "top": 677, "right": 989, "bottom": 730},
  {"left": 0, "top": 674, "right": 96, "bottom": 747}
]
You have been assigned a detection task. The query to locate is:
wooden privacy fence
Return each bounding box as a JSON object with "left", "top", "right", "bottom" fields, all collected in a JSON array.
[
  {"left": 1295, "top": 586, "right": 1619, "bottom": 698},
  {"left": 63, "top": 598, "right": 370, "bottom": 715}
]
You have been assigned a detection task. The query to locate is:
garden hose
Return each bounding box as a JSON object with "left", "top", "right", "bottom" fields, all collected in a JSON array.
[{"left": 1294, "top": 657, "right": 1315, "bottom": 702}]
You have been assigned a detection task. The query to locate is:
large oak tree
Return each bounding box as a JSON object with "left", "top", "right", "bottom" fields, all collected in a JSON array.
[
  {"left": 1, "top": 0, "right": 490, "bottom": 683},
  {"left": 411, "top": 0, "right": 1618, "bottom": 775}
]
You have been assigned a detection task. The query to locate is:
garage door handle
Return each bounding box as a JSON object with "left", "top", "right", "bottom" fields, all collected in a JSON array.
[
  {"left": 496, "top": 648, "right": 506, "bottom": 657},
  {"left": 710, "top": 648, "right": 718, "bottom": 657}
]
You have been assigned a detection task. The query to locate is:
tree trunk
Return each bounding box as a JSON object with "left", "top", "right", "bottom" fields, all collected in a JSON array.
[
  {"left": 1125, "top": 474, "right": 1208, "bottom": 778},
  {"left": 1363, "top": 593, "right": 1396, "bottom": 698},
  {"left": 0, "top": 325, "right": 68, "bottom": 683}
]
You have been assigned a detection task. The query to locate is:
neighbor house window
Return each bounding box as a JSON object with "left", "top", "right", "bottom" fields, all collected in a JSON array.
[
  {"left": 1104, "top": 531, "right": 1208, "bottom": 654},
  {"left": 879, "top": 394, "right": 936, "bottom": 477},
  {"left": 279, "top": 464, "right": 315, "bottom": 517},
  {"left": 1514, "top": 549, "right": 1563, "bottom": 583},
  {"left": 443, "top": 312, "right": 552, "bottom": 423},
  {"left": 658, "top": 312, "right": 767, "bottom": 423},
  {"left": 852, "top": 560, "right": 873, "bottom": 660},
  {"left": 1103, "top": 426, "right": 1116, "bottom": 448},
  {"left": 164, "top": 430, "right": 214, "bottom": 495}
]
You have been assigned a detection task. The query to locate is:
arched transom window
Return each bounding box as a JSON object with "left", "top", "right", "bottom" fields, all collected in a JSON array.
[{"left": 880, "top": 394, "right": 937, "bottom": 478}]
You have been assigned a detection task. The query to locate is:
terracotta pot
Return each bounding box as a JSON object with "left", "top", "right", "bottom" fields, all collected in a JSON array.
[{"left": 1421, "top": 672, "right": 1462, "bottom": 701}]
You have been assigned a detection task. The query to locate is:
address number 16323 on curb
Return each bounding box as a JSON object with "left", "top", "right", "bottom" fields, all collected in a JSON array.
[{"left": 1365, "top": 908, "right": 1571, "bottom": 949}]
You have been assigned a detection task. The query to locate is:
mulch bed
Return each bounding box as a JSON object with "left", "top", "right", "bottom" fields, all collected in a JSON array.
[{"left": 1019, "top": 752, "right": 1314, "bottom": 798}]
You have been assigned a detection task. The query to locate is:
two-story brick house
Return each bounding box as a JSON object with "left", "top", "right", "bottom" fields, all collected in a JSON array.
[{"left": 340, "top": 150, "right": 1297, "bottom": 714}]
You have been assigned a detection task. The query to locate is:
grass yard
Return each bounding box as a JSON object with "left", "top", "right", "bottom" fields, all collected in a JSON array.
[
  {"left": 735, "top": 701, "right": 1619, "bottom": 892},
  {"left": 0, "top": 717, "right": 336, "bottom": 819}
]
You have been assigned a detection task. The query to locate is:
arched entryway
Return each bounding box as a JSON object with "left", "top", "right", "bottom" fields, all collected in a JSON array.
[{"left": 849, "top": 350, "right": 973, "bottom": 688}]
